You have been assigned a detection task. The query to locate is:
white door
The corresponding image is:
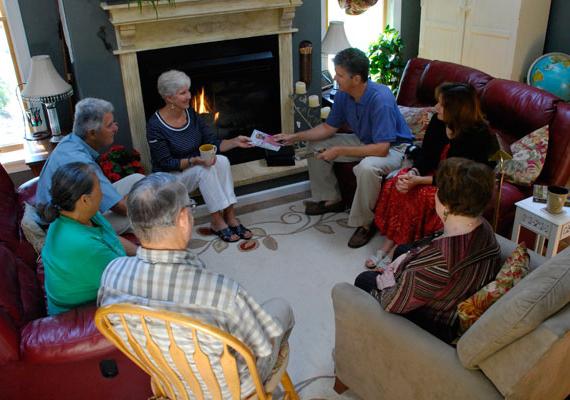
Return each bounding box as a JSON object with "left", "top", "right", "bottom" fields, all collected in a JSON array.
[
  {"left": 461, "top": 0, "right": 520, "bottom": 78},
  {"left": 418, "top": 0, "right": 466, "bottom": 63}
]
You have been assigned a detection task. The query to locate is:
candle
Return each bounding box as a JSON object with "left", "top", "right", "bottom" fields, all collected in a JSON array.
[
  {"left": 295, "top": 81, "right": 307, "bottom": 94},
  {"left": 308, "top": 95, "right": 320, "bottom": 108},
  {"left": 320, "top": 106, "right": 331, "bottom": 120}
]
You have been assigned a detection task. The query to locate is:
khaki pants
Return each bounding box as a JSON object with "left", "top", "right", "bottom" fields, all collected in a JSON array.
[{"left": 307, "top": 134, "right": 406, "bottom": 227}]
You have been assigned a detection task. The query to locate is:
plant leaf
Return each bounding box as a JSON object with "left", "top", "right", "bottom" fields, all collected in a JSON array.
[
  {"left": 262, "top": 235, "right": 278, "bottom": 251},
  {"left": 250, "top": 227, "right": 267, "bottom": 237},
  {"left": 213, "top": 239, "right": 229, "bottom": 253},
  {"left": 188, "top": 238, "right": 209, "bottom": 249},
  {"left": 314, "top": 224, "right": 334, "bottom": 234}
]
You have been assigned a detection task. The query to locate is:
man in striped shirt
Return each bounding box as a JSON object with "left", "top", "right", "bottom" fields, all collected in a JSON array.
[{"left": 97, "top": 173, "right": 294, "bottom": 398}]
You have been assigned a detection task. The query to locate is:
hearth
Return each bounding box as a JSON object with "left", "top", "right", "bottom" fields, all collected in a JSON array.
[{"left": 138, "top": 36, "right": 281, "bottom": 165}]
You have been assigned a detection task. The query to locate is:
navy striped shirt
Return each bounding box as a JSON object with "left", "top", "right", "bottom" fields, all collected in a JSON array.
[{"left": 146, "top": 108, "right": 221, "bottom": 172}]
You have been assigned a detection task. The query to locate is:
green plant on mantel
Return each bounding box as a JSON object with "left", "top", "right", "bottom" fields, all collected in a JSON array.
[
  {"left": 128, "top": 0, "right": 176, "bottom": 16},
  {"left": 368, "top": 25, "right": 404, "bottom": 95}
]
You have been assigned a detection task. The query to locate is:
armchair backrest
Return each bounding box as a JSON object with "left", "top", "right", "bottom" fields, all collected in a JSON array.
[{"left": 95, "top": 304, "right": 270, "bottom": 400}]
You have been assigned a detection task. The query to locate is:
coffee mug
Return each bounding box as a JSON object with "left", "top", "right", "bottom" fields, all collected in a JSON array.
[
  {"left": 199, "top": 144, "right": 217, "bottom": 161},
  {"left": 546, "top": 186, "right": 569, "bottom": 214}
]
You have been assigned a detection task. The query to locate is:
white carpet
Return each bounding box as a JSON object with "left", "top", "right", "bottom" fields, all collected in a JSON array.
[{"left": 191, "top": 200, "right": 383, "bottom": 399}]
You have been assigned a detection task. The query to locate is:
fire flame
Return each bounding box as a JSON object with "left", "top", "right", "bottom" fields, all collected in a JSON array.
[{"left": 192, "top": 87, "right": 220, "bottom": 123}]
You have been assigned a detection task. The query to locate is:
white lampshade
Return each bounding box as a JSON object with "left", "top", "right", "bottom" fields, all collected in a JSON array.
[
  {"left": 21, "top": 55, "right": 73, "bottom": 103},
  {"left": 321, "top": 21, "right": 351, "bottom": 55}
]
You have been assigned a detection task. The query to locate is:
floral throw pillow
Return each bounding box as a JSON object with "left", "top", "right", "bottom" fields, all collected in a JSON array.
[
  {"left": 398, "top": 106, "right": 436, "bottom": 142},
  {"left": 457, "top": 243, "right": 530, "bottom": 334},
  {"left": 501, "top": 125, "right": 549, "bottom": 186}
]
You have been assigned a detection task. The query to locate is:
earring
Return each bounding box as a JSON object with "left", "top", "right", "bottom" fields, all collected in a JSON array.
[
  {"left": 170, "top": 103, "right": 175, "bottom": 110},
  {"left": 443, "top": 209, "right": 449, "bottom": 222}
]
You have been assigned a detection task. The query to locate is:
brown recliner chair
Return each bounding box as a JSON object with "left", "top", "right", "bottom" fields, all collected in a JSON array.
[{"left": 0, "top": 164, "right": 151, "bottom": 399}]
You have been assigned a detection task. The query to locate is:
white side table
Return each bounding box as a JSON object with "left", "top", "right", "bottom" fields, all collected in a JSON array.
[{"left": 511, "top": 196, "right": 570, "bottom": 258}]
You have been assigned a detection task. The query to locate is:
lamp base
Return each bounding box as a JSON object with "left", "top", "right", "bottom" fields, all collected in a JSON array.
[
  {"left": 24, "top": 129, "right": 51, "bottom": 142},
  {"left": 50, "top": 134, "right": 63, "bottom": 144}
]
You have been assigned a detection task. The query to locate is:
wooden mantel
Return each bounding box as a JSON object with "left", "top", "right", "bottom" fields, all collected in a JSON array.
[{"left": 101, "top": 0, "right": 302, "bottom": 172}]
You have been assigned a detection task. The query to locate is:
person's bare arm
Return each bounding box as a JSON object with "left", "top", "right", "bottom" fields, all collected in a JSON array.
[
  {"left": 110, "top": 198, "right": 128, "bottom": 216},
  {"left": 318, "top": 142, "right": 390, "bottom": 161},
  {"left": 274, "top": 123, "right": 338, "bottom": 145},
  {"left": 119, "top": 236, "right": 138, "bottom": 256}
]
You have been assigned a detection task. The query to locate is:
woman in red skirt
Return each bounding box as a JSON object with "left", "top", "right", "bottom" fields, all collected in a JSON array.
[{"left": 365, "top": 82, "right": 498, "bottom": 268}]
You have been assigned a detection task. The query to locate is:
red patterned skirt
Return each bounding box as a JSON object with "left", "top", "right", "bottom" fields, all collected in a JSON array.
[{"left": 374, "top": 168, "right": 443, "bottom": 245}]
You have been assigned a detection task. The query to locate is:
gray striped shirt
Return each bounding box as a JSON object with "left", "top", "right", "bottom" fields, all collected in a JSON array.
[{"left": 97, "top": 247, "right": 283, "bottom": 398}]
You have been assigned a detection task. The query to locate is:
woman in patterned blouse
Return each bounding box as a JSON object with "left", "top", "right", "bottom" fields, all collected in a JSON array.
[
  {"left": 147, "top": 70, "right": 254, "bottom": 242},
  {"left": 354, "top": 158, "right": 501, "bottom": 342}
]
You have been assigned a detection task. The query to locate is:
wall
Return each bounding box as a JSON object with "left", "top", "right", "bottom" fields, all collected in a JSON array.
[
  {"left": 399, "top": 0, "right": 420, "bottom": 63},
  {"left": 544, "top": 0, "right": 570, "bottom": 54},
  {"left": 293, "top": 1, "right": 322, "bottom": 99}
]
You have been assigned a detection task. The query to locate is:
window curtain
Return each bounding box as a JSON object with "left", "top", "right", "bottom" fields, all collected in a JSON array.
[{"left": 338, "top": 0, "right": 379, "bottom": 15}]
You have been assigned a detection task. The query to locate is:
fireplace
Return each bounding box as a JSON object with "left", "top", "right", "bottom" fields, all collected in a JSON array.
[
  {"left": 101, "top": 0, "right": 302, "bottom": 172},
  {"left": 138, "top": 36, "right": 281, "bottom": 165}
]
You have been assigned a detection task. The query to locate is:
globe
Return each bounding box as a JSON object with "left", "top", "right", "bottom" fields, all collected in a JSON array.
[{"left": 527, "top": 52, "right": 570, "bottom": 101}]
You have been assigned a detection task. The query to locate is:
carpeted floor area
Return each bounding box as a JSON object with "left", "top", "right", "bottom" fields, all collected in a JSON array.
[{"left": 191, "top": 200, "right": 384, "bottom": 399}]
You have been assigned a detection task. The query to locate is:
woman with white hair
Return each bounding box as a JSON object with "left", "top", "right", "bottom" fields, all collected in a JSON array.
[{"left": 147, "top": 69, "right": 253, "bottom": 243}]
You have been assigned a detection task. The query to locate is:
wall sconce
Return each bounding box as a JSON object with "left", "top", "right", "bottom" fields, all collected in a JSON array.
[{"left": 21, "top": 55, "right": 73, "bottom": 143}]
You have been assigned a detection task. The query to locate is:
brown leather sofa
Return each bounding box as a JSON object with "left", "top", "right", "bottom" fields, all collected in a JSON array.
[
  {"left": 335, "top": 58, "right": 570, "bottom": 237},
  {"left": 0, "top": 164, "right": 151, "bottom": 399},
  {"left": 396, "top": 58, "right": 570, "bottom": 236}
]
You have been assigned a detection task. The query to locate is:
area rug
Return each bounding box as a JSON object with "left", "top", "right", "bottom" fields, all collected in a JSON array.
[{"left": 191, "top": 200, "right": 383, "bottom": 399}]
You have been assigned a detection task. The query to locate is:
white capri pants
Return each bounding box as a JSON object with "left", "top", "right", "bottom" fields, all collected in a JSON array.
[{"left": 178, "top": 154, "right": 237, "bottom": 213}]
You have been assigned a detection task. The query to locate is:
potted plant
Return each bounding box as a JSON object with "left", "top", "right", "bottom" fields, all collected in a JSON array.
[{"left": 368, "top": 25, "right": 404, "bottom": 95}]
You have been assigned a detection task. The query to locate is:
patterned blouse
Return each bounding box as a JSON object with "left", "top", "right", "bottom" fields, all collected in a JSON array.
[{"left": 378, "top": 220, "right": 501, "bottom": 341}]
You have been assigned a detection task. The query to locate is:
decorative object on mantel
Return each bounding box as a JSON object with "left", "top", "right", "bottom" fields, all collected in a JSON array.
[
  {"left": 368, "top": 25, "right": 404, "bottom": 95},
  {"left": 338, "top": 0, "right": 378, "bottom": 15},
  {"left": 489, "top": 149, "right": 513, "bottom": 232},
  {"left": 20, "top": 55, "right": 73, "bottom": 143},
  {"left": 299, "top": 41, "right": 313, "bottom": 88}
]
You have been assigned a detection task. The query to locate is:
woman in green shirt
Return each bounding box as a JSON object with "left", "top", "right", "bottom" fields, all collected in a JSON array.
[{"left": 39, "top": 162, "right": 137, "bottom": 315}]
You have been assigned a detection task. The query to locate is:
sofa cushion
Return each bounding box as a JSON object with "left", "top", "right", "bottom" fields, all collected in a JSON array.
[
  {"left": 540, "top": 101, "right": 570, "bottom": 186},
  {"left": 457, "top": 246, "right": 570, "bottom": 368},
  {"left": 457, "top": 244, "right": 530, "bottom": 333},
  {"left": 398, "top": 105, "right": 436, "bottom": 142},
  {"left": 502, "top": 125, "right": 549, "bottom": 186},
  {"left": 417, "top": 60, "right": 493, "bottom": 105},
  {"left": 480, "top": 79, "right": 557, "bottom": 144}
]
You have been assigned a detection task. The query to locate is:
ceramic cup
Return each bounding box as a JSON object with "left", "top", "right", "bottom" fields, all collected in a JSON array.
[
  {"left": 546, "top": 186, "right": 569, "bottom": 214},
  {"left": 199, "top": 144, "right": 217, "bottom": 162}
]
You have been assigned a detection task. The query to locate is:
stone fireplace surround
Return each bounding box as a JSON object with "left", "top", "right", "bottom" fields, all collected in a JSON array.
[{"left": 101, "top": 0, "right": 303, "bottom": 176}]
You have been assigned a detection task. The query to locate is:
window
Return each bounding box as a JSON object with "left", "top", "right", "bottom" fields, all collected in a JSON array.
[
  {"left": 326, "top": 0, "right": 386, "bottom": 52},
  {"left": 0, "top": 1, "right": 25, "bottom": 151}
]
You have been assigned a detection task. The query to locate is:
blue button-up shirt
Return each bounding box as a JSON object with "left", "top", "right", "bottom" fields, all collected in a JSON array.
[
  {"left": 36, "top": 133, "right": 121, "bottom": 213},
  {"left": 326, "top": 81, "right": 413, "bottom": 145}
]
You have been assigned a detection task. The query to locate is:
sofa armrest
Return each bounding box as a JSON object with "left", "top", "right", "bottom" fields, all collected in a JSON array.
[
  {"left": 331, "top": 283, "right": 501, "bottom": 400},
  {"left": 20, "top": 304, "right": 116, "bottom": 364}
]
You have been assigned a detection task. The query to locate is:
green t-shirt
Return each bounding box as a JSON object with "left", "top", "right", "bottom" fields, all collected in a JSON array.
[{"left": 42, "top": 212, "right": 126, "bottom": 315}]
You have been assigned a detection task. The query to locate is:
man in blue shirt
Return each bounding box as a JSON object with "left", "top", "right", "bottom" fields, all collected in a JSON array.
[
  {"left": 35, "top": 98, "right": 143, "bottom": 234},
  {"left": 275, "top": 48, "right": 413, "bottom": 248}
]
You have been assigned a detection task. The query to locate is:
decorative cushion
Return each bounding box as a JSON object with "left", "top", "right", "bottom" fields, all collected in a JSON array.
[
  {"left": 457, "top": 244, "right": 530, "bottom": 333},
  {"left": 457, "top": 246, "right": 570, "bottom": 368},
  {"left": 500, "top": 125, "right": 548, "bottom": 186},
  {"left": 398, "top": 105, "right": 436, "bottom": 142}
]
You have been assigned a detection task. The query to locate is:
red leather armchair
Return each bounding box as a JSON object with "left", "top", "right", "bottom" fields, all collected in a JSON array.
[
  {"left": 397, "top": 58, "right": 570, "bottom": 236},
  {"left": 0, "top": 164, "right": 151, "bottom": 399}
]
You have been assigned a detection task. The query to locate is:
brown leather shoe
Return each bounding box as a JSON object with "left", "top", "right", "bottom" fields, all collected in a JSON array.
[
  {"left": 305, "top": 200, "right": 345, "bottom": 215},
  {"left": 348, "top": 225, "right": 376, "bottom": 248}
]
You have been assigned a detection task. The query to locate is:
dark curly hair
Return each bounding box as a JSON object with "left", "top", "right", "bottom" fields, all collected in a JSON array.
[
  {"left": 333, "top": 47, "right": 369, "bottom": 82},
  {"left": 436, "top": 157, "right": 495, "bottom": 217}
]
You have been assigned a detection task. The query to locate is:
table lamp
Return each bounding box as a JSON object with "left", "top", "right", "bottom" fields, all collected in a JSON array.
[
  {"left": 21, "top": 55, "right": 73, "bottom": 143},
  {"left": 321, "top": 21, "right": 351, "bottom": 97}
]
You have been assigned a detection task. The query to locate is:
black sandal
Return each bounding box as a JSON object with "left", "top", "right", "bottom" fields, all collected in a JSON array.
[
  {"left": 212, "top": 227, "right": 239, "bottom": 242},
  {"left": 230, "top": 224, "right": 253, "bottom": 240}
]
